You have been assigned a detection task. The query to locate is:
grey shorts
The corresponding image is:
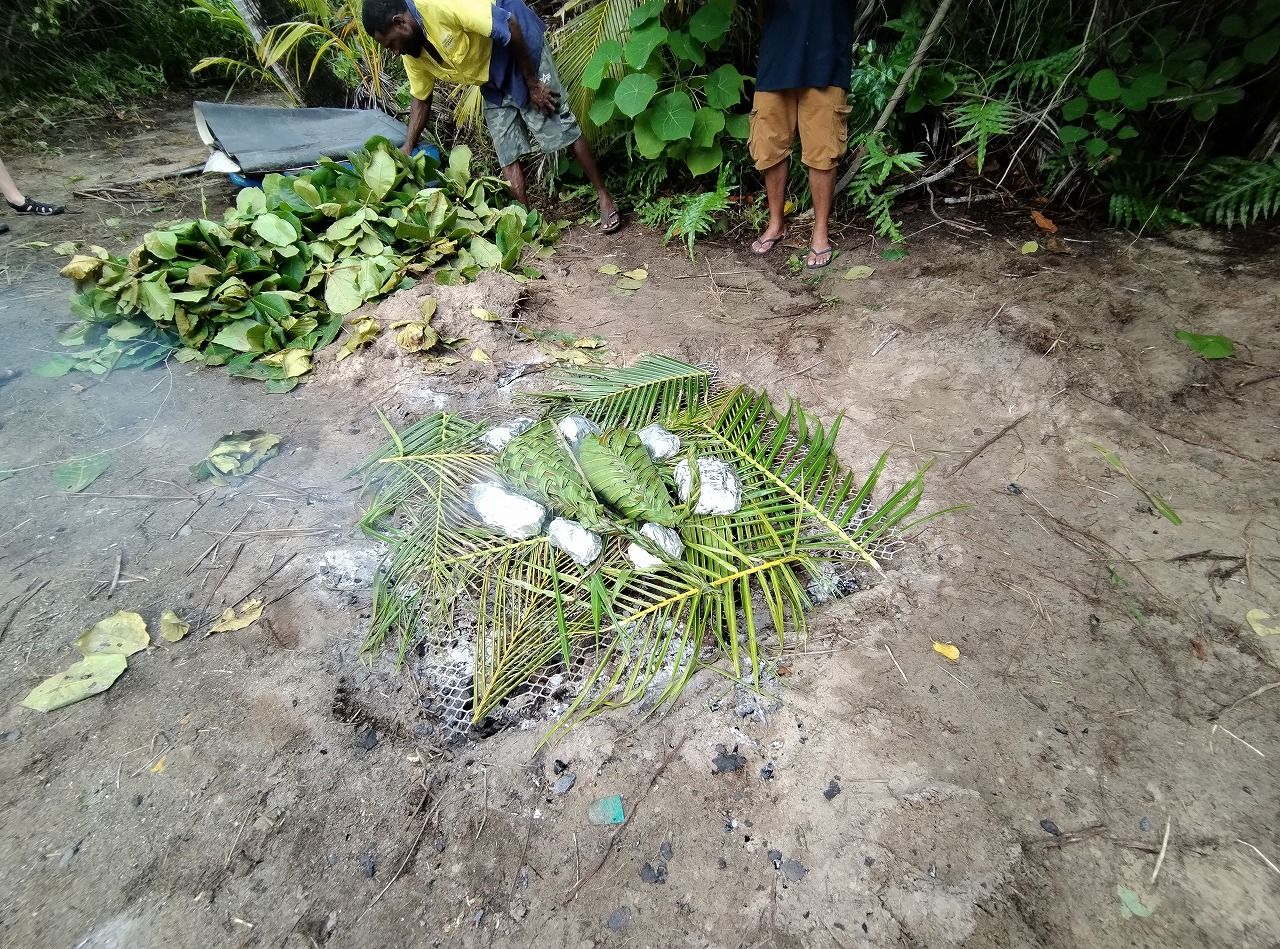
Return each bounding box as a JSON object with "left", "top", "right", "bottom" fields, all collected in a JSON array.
[{"left": 484, "top": 47, "right": 582, "bottom": 168}]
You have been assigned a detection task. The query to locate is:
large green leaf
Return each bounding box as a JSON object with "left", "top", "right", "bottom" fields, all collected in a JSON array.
[
  {"left": 325, "top": 265, "right": 365, "bottom": 315},
  {"left": 582, "top": 39, "right": 624, "bottom": 90},
  {"left": 624, "top": 25, "right": 669, "bottom": 69},
  {"left": 252, "top": 213, "right": 299, "bottom": 247},
  {"left": 633, "top": 112, "right": 666, "bottom": 158},
  {"left": 691, "top": 108, "right": 726, "bottom": 147},
  {"left": 685, "top": 143, "right": 723, "bottom": 176},
  {"left": 143, "top": 230, "right": 179, "bottom": 260},
  {"left": 615, "top": 72, "right": 659, "bottom": 117},
  {"left": 364, "top": 148, "right": 397, "bottom": 201},
  {"left": 688, "top": 0, "right": 731, "bottom": 43},
  {"left": 648, "top": 91, "right": 696, "bottom": 141},
  {"left": 578, "top": 429, "right": 680, "bottom": 525},
  {"left": 702, "top": 64, "right": 743, "bottom": 110},
  {"left": 21, "top": 655, "right": 128, "bottom": 712},
  {"left": 53, "top": 454, "right": 112, "bottom": 492}
]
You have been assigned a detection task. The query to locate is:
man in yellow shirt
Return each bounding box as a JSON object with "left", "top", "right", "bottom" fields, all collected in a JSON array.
[{"left": 364, "top": 0, "right": 620, "bottom": 232}]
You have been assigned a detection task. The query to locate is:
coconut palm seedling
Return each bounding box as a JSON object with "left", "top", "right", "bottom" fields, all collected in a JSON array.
[{"left": 357, "top": 355, "right": 936, "bottom": 741}]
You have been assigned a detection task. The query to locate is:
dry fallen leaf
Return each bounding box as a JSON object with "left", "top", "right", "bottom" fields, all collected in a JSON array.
[
  {"left": 1020, "top": 240, "right": 1039, "bottom": 255},
  {"left": 598, "top": 263, "right": 621, "bottom": 275},
  {"left": 21, "top": 654, "right": 128, "bottom": 712},
  {"left": 621, "top": 268, "right": 648, "bottom": 281},
  {"left": 75, "top": 611, "right": 149, "bottom": 657},
  {"left": 931, "top": 640, "right": 961, "bottom": 662},
  {"left": 159, "top": 610, "right": 190, "bottom": 643},
  {"left": 470, "top": 347, "right": 492, "bottom": 365},
  {"left": 208, "top": 599, "right": 263, "bottom": 634},
  {"left": 843, "top": 266, "right": 875, "bottom": 280},
  {"left": 1246, "top": 608, "right": 1279, "bottom": 636},
  {"left": 150, "top": 755, "right": 168, "bottom": 774},
  {"left": 1030, "top": 209, "right": 1058, "bottom": 233},
  {"left": 471, "top": 306, "right": 501, "bottom": 322}
]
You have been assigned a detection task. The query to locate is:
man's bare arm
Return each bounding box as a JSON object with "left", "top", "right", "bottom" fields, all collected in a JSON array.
[
  {"left": 402, "top": 94, "right": 433, "bottom": 154},
  {"left": 507, "top": 18, "right": 559, "bottom": 115}
]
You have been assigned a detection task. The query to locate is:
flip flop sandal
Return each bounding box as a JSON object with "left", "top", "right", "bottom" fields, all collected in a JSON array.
[
  {"left": 805, "top": 246, "right": 837, "bottom": 270},
  {"left": 751, "top": 229, "right": 790, "bottom": 256},
  {"left": 599, "top": 208, "right": 622, "bottom": 234},
  {"left": 7, "top": 198, "right": 64, "bottom": 216}
]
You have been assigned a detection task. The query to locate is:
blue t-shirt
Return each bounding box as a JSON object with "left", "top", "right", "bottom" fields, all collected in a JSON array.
[{"left": 755, "top": 0, "right": 857, "bottom": 92}]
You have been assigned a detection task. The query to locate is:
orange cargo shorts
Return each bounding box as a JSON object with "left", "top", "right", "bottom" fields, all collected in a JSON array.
[{"left": 748, "top": 87, "right": 851, "bottom": 172}]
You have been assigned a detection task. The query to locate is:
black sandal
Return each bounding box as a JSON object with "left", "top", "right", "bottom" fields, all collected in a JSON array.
[{"left": 7, "top": 198, "right": 64, "bottom": 216}]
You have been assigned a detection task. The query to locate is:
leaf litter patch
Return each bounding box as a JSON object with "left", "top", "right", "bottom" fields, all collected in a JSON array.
[{"left": 353, "top": 354, "right": 935, "bottom": 743}]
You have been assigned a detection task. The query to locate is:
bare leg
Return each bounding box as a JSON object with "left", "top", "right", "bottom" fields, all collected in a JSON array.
[
  {"left": 751, "top": 159, "right": 789, "bottom": 253},
  {"left": 0, "top": 158, "right": 26, "bottom": 206},
  {"left": 807, "top": 166, "right": 836, "bottom": 267},
  {"left": 501, "top": 160, "right": 529, "bottom": 206},
  {"left": 570, "top": 137, "right": 617, "bottom": 226}
]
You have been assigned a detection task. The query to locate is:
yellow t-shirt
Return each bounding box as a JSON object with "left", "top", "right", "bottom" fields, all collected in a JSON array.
[{"left": 402, "top": 0, "right": 495, "bottom": 101}]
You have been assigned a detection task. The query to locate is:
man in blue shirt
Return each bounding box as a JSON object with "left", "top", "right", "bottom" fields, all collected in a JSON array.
[{"left": 748, "top": 0, "right": 855, "bottom": 269}]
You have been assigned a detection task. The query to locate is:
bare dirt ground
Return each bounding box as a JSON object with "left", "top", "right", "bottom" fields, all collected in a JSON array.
[{"left": 1, "top": 100, "right": 1278, "bottom": 949}]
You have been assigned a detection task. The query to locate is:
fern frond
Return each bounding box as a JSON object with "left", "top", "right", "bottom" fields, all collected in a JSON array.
[
  {"left": 1193, "top": 156, "right": 1280, "bottom": 228},
  {"left": 988, "top": 46, "right": 1081, "bottom": 97},
  {"left": 950, "top": 97, "right": 1017, "bottom": 173}
]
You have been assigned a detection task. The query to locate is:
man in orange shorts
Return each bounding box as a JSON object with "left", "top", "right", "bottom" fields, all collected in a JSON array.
[{"left": 748, "top": 0, "right": 856, "bottom": 269}]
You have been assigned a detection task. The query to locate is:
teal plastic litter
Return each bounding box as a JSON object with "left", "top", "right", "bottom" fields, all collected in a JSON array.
[{"left": 588, "top": 794, "right": 625, "bottom": 825}]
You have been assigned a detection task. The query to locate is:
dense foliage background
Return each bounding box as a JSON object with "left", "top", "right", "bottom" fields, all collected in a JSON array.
[{"left": 5, "top": 0, "right": 1279, "bottom": 245}]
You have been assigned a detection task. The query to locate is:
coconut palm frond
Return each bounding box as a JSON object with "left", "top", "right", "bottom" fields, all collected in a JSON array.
[
  {"left": 359, "top": 357, "right": 939, "bottom": 741},
  {"left": 523, "top": 354, "right": 713, "bottom": 429}
]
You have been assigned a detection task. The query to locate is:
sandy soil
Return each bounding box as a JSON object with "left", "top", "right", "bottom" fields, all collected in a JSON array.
[{"left": 1, "top": 100, "right": 1279, "bottom": 949}]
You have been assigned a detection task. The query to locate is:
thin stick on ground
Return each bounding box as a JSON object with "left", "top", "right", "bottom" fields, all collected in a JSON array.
[
  {"left": 1236, "top": 839, "right": 1280, "bottom": 877},
  {"left": 563, "top": 734, "right": 688, "bottom": 905},
  {"left": 106, "top": 552, "right": 123, "bottom": 599},
  {"left": 885, "top": 643, "right": 908, "bottom": 683},
  {"left": 1151, "top": 819, "right": 1171, "bottom": 883},
  {"left": 947, "top": 412, "right": 1031, "bottom": 478},
  {"left": 1209, "top": 681, "right": 1280, "bottom": 722}
]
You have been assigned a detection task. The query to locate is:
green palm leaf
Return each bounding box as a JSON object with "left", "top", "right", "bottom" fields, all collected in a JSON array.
[
  {"left": 551, "top": 0, "right": 644, "bottom": 140},
  {"left": 524, "top": 354, "right": 712, "bottom": 429},
  {"left": 578, "top": 428, "right": 680, "bottom": 525},
  {"left": 497, "top": 419, "right": 609, "bottom": 529}
]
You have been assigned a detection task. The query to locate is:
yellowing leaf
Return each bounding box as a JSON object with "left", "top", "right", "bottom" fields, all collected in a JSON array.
[
  {"left": 395, "top": 322, "right": 440, "bottom": 354},
  {"left": 598, "top": 263, "right": 621, "bottom": 275},
  {"left": 336, "top": 317, "right": 380, "bottom": 362},
  {"left": 192, "top": 430, "right": 281, "bottom": 484},
  {"left": 471, "top": 306, "right": 501, "bottom": 322},
  {"left": 75, "top": 611, "right": 149, "bottom": 657},
  {"left": 1247, "top": 609, "right": 1280, "bottom": 637},
  {"left": 1021, "top": 241, "right": 1039, "bottom": 255},
  {"left": 149, "top": 755, "right": 168, "bottom": 774},
  {"left": 421, "top": 355, "right": 462, "bottom": 375},
  {"left": 471, "top": 347, "right": 492, "bottom": 365},
  {"left": 60, "top": 255, "right": 105, "bottom": 281},
  {"left": 419, "top": 297, "right": 438, "bottom": 322},
  {"left": 159, "top": 610, "right": 190, "bottom": 643},
  {"left": 616, "top": 277, "right": 645, "bottom": 291},
  {"left": 21, "top": 654, "right": 128, "bottom": 712},
  {"left": 621, "top": 268, "right": 648, "bottom": 280},
  {"left": 572, "top": 336, "right": 606, "bottom": 349},
  {"left": 208, "top": 599, "right": 263, "bottom": 634},
  {"left": 843, "top": 265, "right": 875, "bottom": 280},
  {"left": 783, "top": 199, "right": 797, "bottom": 214},
  {"left": 931, "top": 640, "right": 960, "bottom": 662},
  {"left": 260, "top": 348, "right": 312, "bottom": 378}
]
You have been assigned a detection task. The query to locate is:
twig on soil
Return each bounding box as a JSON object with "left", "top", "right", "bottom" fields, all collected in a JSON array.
[
  {"left": 1236, "top": 839, "right": 1280, "bottom": 877},
  {"left": 194, "top": 542, "right": 245, "bottom": 635},
  {"left": 1022, "top": 824, "right": 1106, "bottom": 849},
  {"left": 185, "top": 511, "right": 251, "bottom": 576},
  {"left": 563, "top": 733, "right": 688, "bottom": 905},
  {"left": 476, "top": 770, "right": 489, "bottom": 841},
  {"left": 227, "top": 553, "right": 298, "bottom": 612},
  {"left": 169, "top": 493, "right": 211, "bottom": 540},
  {"left": 885, "top": 644, "right": 908, "bottom": 683},
  {"left": 0, "top": 578, "right": 49, "bottom": 642},
  {"left": 1210, "top": 681, "right": 1280, "bottom": 723},
  {"left": 356, "top": 779, "right": 441, "bottom": 926},
  {"left": 106, "top": 552, "right": 122, "bottom": 599},
  {"left": 1151, "top": 818, "right": 1172, "bottom": 883},
  {"left": 946, "top": 412, "right": 1030, "bottom": 478},
  {"left": 1211, "top": 723, "right": 1265, "bottom": 757},
  {"left": 72, "top": 164, "right": 202, "bottom": 199},
  {"left": 262, "top": 573, "right": 317, "bottom": 609},
  {"left": 871, "top": 330, "right": 900, "bottom": 357}
]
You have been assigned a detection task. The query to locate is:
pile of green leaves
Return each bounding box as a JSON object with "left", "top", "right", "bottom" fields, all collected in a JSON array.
[
  {"left": 579, "top": 0, "right": 748, "bottom": 178},
  {"left": 50, "top": 138, "right": 555, "bottom": 391},
  {"left": 357, "top": 355, "right": 941, "bottom": 741}
]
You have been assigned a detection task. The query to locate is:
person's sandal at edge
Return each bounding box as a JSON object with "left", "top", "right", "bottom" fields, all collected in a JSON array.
[
  {"left": 746, "top": 0, "right": 855, "bottom": 269},
  {"left": 0, "top": 157, "right": 64, "bottom": 218}
]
